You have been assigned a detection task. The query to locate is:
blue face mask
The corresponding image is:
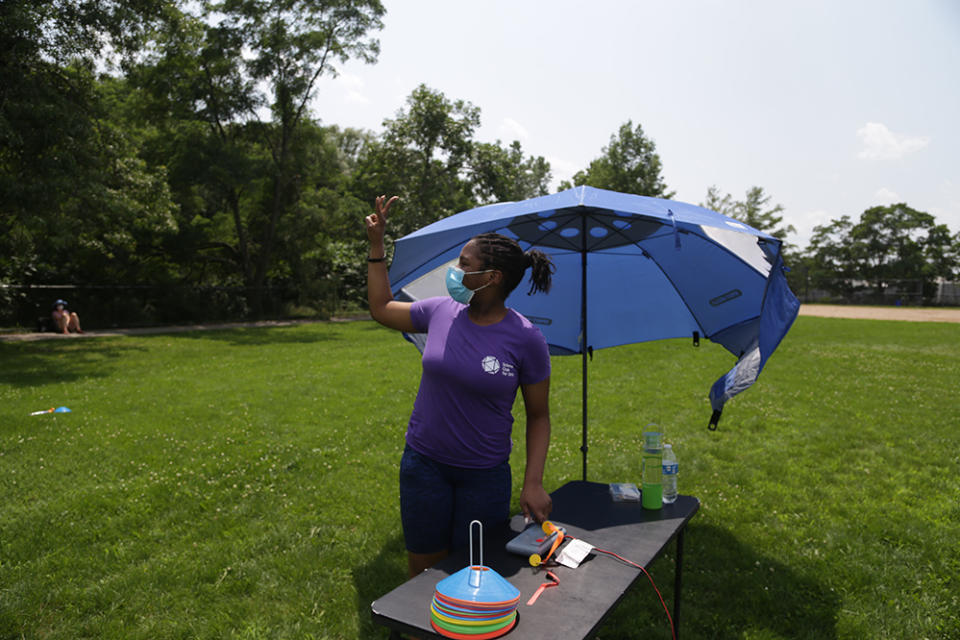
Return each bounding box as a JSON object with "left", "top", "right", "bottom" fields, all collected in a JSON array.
[{"left": 446, "top": 266, "right": 493, "bottom": 304}]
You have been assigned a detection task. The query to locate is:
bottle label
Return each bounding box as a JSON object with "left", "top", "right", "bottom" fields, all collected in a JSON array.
[{"left": 662, "top": 463, "right": 678, "bottom": 475}]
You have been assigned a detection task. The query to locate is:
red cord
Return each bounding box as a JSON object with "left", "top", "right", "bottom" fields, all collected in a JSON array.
[{"left": 567, "top": 536, "right": 676, "bottom": 640}]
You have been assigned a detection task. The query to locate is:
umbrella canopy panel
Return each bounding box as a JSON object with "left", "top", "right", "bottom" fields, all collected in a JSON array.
[
  {"left": 388, "top": 186, "right": 799, "bottom": 442},
  {"left": 390, "top": 192, "right": 780, "bottom": 359}
]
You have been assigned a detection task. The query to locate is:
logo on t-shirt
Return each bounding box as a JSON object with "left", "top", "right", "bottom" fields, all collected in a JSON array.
[
  {"left": 481, "top": 355, "right": 501, "bottom": 374},
  {"left": 481, "top": 356, "right": 516, "bottom": 378}
]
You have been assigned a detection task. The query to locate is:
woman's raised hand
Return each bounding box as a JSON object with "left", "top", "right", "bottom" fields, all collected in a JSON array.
[{"left": 365, "top": 195, "right": 399, "bottom": 243}]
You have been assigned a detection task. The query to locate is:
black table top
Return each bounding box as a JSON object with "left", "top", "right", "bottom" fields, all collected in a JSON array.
[{"left": 371, "top": 480, "right": 700, "bottom": 639}]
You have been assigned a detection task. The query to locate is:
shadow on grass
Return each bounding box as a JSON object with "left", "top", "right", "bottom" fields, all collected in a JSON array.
[
  {"left": 687, "top": 522, "right": 838, "bottom": 638},
  {"left": 605, "top": 522, "right": 839, "bottom": 639},
  {"left": 0, "top": 340, "right": 146, "bottom": 388},
  {"left": 352, "top": 532, "right": 409, "bottom": 639}
]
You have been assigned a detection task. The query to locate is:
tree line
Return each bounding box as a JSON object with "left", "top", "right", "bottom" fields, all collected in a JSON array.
[{"left": 3, "top": 1, "right": 958, "bottom": 329}]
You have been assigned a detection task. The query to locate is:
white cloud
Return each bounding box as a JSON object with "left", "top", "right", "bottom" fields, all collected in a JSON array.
[
  {"left": 857, "top": 122, "right": 929, "bottom": 160},
  {"left": 546, "top": 156, "right": 580, "bottom": 190},
  {"left": 498, "top": 118, "right": 529, "bottom": 142},
  {"left": 345, "top": 91, "right": 370, "bottom": 105},
  {"left": 336, "top": 73, "right": 370, "bottom": 105},
  {"left": 931, "top": 179, "right": 960, "bottom": 233},
  {"left": 874, "top": 187, "right": 900, "bottom": 203},
  {"left": 791, "top": 209, "right": 835, "bottom": 249}
]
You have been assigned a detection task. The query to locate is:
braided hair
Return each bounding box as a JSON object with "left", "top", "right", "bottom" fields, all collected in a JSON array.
[{"left": 472, "top": 233, "right": 555, "bottom": 297}]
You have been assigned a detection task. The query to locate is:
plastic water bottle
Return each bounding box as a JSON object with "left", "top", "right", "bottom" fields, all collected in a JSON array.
[
  {"left": 641, "top": 429, "right": 662, "bottom": 510},
  {"left": 661, "top": 444, "right": 678, "bottom": 504}
]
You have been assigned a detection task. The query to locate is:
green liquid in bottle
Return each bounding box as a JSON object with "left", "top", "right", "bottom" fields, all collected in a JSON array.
[
  {"left": 642, "top": 482, "right": 663, "bottom": 509},
  {"left": 641, "top": 451, "right": 663, "bottom": 510}
]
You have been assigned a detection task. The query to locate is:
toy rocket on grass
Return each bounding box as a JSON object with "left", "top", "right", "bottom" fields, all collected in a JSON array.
[{"left": 30, "top": 406, "right": 71, "bottom": 415}]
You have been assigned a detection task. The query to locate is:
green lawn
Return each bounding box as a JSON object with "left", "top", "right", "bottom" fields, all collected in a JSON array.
[{"left": 1, "top": 317, "right": 957, "bottom": 639}]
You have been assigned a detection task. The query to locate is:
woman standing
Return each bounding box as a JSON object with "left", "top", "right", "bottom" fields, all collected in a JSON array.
[{"left": 365, "top": 195, "right": 556, "bottom": 578}]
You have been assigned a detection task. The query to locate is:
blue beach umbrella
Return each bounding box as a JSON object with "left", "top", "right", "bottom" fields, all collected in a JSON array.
[{"left": 388, "top": 186, "right": 799, "bottom": 479}]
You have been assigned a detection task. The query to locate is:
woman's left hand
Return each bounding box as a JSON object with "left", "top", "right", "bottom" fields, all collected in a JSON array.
[
  {"left": 520, "top": 482, "right": 552, "bottom": 523},
  {"left": 365, "top": 194, "right": 398, "bottom": 244}
]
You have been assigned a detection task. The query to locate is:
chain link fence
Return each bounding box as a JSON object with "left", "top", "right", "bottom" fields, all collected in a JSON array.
[{"left": 791, "top": 277, "right": 960, "bottom": 307}]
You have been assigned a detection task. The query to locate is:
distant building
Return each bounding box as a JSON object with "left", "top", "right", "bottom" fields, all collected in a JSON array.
[{"left": 935, "top": 279, "right": 960, "bottom": 306}]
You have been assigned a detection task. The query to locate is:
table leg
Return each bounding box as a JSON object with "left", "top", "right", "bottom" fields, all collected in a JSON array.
[{"left": 674, "top": 526, "right": 685, "bottom": 638}]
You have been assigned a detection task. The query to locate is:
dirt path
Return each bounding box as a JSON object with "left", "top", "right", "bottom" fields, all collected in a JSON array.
[
  {"left": 3, "top": 306, "right": 958, "bottom": 342},
  {"left": 0, "top": 318, "right": 352, "bottom": 342},
  {"left": 798, "top": 304, "right": 960, "bottom": 323}
]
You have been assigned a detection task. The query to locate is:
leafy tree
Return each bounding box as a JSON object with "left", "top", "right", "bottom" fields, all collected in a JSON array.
[
  {"left": 701, "top": 185, "right": 795, "bottom": 242},
  {"left": 0, "top": 1, "right": 176, "bottom": 301},
  {"left": 352, "top": 84, "right": 552, "bottom": 243},
  {"left": 562, "top": 120, "right": 673, "bottom": 198},
  {"left": 354, "top": 84, "right": 480, "bottom": 238},
  {"left": 274, "top": 123, "right": 372, "bottom": 312},
  {"left": 129, "top": 0, "right": 387, "bottom": 316},
  {"left": 922, "top": 224, "right": 960, "bottom": 284},
  {"left": 701, "top": 185, "right": 736, "bottom": 217},
  {"left": 803, "top": 215, "right": 857, "bottom": 298},
  {"left": 470, "top": 140, "right": 551, "bottom": 204},
  {"left": 850, "top": 204, "right": 935, "bottom": 297},
  {"left": 734, "top": 186, "right": 795, "bottom": 242},
  {"left": 801, "top": 204, "right": 957, "bottom": 303}
]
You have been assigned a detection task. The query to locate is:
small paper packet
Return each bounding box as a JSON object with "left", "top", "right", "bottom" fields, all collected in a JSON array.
[
  {"left": 556, "top": 538, "right": 595, "bottom": 569},
  {"left": 608, "top": 482, "right": 640, "bottom": 502}
]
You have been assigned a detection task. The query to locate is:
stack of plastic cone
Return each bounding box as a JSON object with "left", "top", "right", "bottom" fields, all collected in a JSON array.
[{"left": 429, "top": 521, "right": 520, "bottom": 639}]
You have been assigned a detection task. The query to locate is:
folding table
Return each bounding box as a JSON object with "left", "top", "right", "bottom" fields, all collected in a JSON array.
[{"left": 371, "top": 480, "right": 700, "bottom": 639}]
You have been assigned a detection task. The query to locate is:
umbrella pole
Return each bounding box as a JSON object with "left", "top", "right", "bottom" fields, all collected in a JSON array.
[
  {"left": 580, "top": 229, "right": 589, "bottom": 482},
  {"left": 581, "top": 345, "right": 588, "bottom": 481}
]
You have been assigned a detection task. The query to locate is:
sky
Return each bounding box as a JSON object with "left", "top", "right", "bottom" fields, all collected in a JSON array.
[{"left": 311, "top": 0, "right": 960, "bottom": 249}]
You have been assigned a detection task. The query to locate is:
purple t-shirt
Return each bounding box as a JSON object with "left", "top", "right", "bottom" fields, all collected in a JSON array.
[{"left": 406, "top": 297, "right": 551, "bottom": 469}]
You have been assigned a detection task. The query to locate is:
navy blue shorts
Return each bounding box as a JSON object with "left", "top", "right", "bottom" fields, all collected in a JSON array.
[{"left": 399, "top": 445, "right": 511, "bottom": 554}]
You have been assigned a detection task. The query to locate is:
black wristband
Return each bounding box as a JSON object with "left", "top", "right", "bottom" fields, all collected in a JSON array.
[{"left": 367, "top": 256, "right": 387, "bottom": 263}]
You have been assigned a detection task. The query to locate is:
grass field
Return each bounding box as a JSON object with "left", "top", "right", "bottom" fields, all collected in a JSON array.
[{"left": 1, "top": 316, "right": 958, "bottom": 639}]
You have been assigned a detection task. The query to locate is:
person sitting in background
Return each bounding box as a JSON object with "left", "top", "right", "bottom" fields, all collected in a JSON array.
[{"left": 51, "top": 299, "right": 83, "bottom": 334}]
